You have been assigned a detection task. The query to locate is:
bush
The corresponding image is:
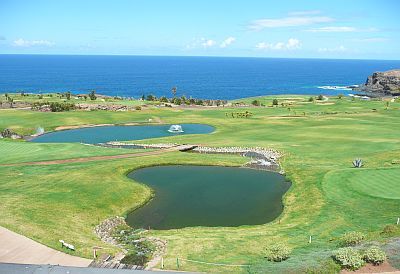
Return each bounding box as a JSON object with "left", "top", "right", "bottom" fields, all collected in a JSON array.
[
  {"left": 265, "top": 243, "right": 291, "bottom": 262},
  {"left": 381, "top": 224, "right": 399, "bottom": 236},
  {"left": 363, "top": 246, "right": 386, "bottom": 265},
  {"left": 121, "top": 250, "right": 152, "bottom": 266},
  {"left": 340, "top": 231, "right": 365, "bottom": 246},
  {"left": 135, "top": 106, "right": 141, "bottom": 110},
  {"left": 251, "top": 100, "right": 260, "bottom": 106},
  {"left": 308, "top": 96, "right": 314, "bottom": 102},
  {"left": 272, "top": 99, "right": 278, "bottom": 106},
  {"left": 49, "top": 102, "right": 75, "bottom": 112},
  {"left": 333, "top": 247, "right": 364, "bottom": 270}
]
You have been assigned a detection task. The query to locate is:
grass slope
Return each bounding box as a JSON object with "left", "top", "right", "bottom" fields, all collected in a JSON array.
[{"left": 0, "top": 95, "right": 400, "bottom": 272}]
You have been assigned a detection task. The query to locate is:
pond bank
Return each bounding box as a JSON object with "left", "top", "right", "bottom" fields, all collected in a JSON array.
[{"left": 104, "top": 142, "right": 282, "bottom": 172}]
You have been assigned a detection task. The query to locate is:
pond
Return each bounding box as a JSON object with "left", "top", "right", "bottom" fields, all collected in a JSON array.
[
  {"left": 30, "top": 124, "right": 214, "bottom": 144},
  {"left": 126, "top": 165, "right": 291, "bottom": 229}
]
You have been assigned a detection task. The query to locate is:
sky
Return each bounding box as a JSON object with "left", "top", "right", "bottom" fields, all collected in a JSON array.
[{"left": 0, "top": 0, "right": 399, "bottom": 59}]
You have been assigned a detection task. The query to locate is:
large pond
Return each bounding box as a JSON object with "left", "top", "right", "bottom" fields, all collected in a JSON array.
[
  {"left": 30, "top": 124, "right": 214, "bottom": 144},
  {"left": 126, "top": 165, "right": 291, "bottom": 229}
]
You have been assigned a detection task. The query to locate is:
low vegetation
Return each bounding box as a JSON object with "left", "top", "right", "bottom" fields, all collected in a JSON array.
[
  {"left": 363, "top": 246, "right": 386, "bottom": 265},
  {"left": 340, "top": 231, "right": 366, "bottom": 247},
  {"left": 333, "top": 247, "right": 365, "bottom": 270},
  {"left": 265, "top": 243, "right": 291, "bottom": 262}
]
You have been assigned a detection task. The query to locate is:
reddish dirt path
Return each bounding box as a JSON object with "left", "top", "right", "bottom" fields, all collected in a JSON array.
[{"left": 0, "top": 147, "right": 179, "bottom": 167}]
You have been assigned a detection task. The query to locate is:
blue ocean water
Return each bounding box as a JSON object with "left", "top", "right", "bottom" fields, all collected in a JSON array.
[{"left": 1, "top": 55, "right": 399, "bottom": 100}]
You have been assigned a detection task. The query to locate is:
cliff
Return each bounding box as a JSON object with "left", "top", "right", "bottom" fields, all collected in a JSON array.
[{"left": 363, "top": 69, "right": 400, "bottom": 95}]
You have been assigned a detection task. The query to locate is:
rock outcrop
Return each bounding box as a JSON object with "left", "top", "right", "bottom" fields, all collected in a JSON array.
[{"left": 363, "top": 69, "right": 400, "bottom": 95}]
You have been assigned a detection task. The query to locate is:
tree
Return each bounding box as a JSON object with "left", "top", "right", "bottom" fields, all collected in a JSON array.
[
  {"left": 251, "top": 100, "right": 260, "bottom": 106},
  {"left": 88, "top": 90, "right": 97, "bottom": 100},
  {"left": 272, "top": 99, "right": 279, "bottom": 106},
  {"left": 317, "top": 94, "right": 324, "bottom": 100},
  {"left": 159, "top": 96, "right": 168, "bottom": 103},
  {"left": 308, "top": 97, "right": 314, "bottom": 102},
  {"left": 171, "top": 86, "right": 177, "bottom": 97},
  {"left": 66, "top": 92, "right": 71, "bottom": 100},
  {"left": 146, "top": 94, "right": 156, "bottom": 101},
  {"left": 141, "top": 94, "right": 145, "bottom": 101}
]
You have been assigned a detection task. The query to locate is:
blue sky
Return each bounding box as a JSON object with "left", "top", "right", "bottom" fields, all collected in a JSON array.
[{"left": 0, "top": 0, "right": 399, "bottom": 59}]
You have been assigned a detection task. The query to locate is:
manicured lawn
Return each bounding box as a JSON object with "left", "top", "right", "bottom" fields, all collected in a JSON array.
[
  {"left": 334, "top": 168, "right": 400, "bottom": 200},
  {"left": 0, "top": 95, "right": 399, "bottom": 272},
  {"left": 0, "top": 139, "right": 151, "bottom": 164}
]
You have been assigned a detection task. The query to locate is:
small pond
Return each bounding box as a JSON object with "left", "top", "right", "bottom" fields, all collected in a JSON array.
[
  {"left": 126, "top": 165, "right": 291, "bottom": 229},
  {"left": 30, "top": 124, "right": 214, "bottom": 144}
]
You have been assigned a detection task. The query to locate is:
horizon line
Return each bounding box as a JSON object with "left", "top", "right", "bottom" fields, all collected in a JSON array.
[{"left": 0, "top": 53, "right": 399, "bottom": 62}]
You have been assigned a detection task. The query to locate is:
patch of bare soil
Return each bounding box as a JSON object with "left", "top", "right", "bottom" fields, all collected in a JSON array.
[{"left": 341, "top": 261, "right": 399, "bottom": 273}]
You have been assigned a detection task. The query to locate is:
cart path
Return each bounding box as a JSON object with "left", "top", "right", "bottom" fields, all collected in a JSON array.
[{"left": 0, "top": 226, "right": 91, "bottom": 267}]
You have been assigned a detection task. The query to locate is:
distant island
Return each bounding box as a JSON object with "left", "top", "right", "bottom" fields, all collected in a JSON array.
[{"left": 360, "top": 69, "right": 400, "bottom": 96}]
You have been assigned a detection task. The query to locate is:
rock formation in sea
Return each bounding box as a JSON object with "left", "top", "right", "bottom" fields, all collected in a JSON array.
[{"left": 362, "top": 69, "right": 400, "bottom": 95}]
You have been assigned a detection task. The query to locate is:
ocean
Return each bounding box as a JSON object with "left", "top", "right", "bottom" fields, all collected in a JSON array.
[{"left": 1, "top": 55, "right": 399, "bottom": 100}]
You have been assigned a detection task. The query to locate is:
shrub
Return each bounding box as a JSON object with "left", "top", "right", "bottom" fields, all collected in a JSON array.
[
  {"left": 265, "top": 243, "right": 291, "bottom": 262},
  {"left": 251, "top": 100, "right": 260, "bottom": 106},
  {"left": 333, "top": 247, "right": 364, "bottom": 270},
  {"left": 53, "top": 102, "right": 74, "bottom": 112},
  {"left": 381, "top": 224, "right": 399, "bottom": 236},
  {"left": 317, "top": 94, "right": 324, "bottom": 100},
  {"left": 308, "top": 96, "right": 314, "bottom": 102},
  {"left": 340, "top": 231, "right": 365, "bottom": 246},
  {"left": 121, "top": 250, "right": 151, "bottom": 266},
  {"left": 272, "top": 99, "right": 278, "bottom": 106},
  {"left": 135, "top": 106, "right": 141, "bottom": 110},
  {"left": 363, "top": 246, "right": 386, "bottom": 265}
]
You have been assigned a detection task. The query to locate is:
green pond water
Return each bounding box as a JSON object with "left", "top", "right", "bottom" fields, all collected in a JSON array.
[
  {"left": 126, "top": 165, "right": 290, "bottom": 229},
  {"left": 30, "top": 124, "right": 214, "bottom": 144}
]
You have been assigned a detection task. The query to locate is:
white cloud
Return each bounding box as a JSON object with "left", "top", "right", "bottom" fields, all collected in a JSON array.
[
  {"left": 318, "top": 45, "right": 347, "bottom": 53},
  {"left": 256, "top": 38, "right": 301, "bottom": 50},
  {"left": 13, "top": 38, "right": 55, "bottom": 47},
  {"left": 201, "top": 39, "right": 216, "bottom": 48},
  {"left": 249, "top": 16, "right": 333, "bottom": 30},
  {"left": 306, "top": 26, "right": 356, "bottom": 32},
  {"left": 220, "top": 37, "right": 236, "bottom": 48}
]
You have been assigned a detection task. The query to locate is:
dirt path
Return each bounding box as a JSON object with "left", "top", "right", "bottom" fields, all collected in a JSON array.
[
  {"left": 0, "top": 147, "right": 180, "bottom": 167},
  {"left": 0, "top": 226, "right": 91, "bottom": 267}
]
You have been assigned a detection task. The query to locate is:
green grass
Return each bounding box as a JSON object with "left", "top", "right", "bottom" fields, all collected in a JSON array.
[
  {"left": 347, "top": 168, "right": 400, "bottom": 199},
  {"left": 0, "top": 139, "right": 151, "bottom": 164},
  {"left": 0, "top": 94, "right": 400, "bottom": 272}
]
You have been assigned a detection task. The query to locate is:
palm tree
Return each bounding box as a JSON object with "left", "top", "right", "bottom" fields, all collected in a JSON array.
[{"left": 171, "top": 86, "right": 177, "bottom": 98}]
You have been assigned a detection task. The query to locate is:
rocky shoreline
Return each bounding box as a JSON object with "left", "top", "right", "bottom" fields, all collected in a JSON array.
[
  {"left": 102, "top": 142, "right": 283, "bottom": 172},
  {"left": 93, "top": 216, "right": 166, "bottom": 270},
  {"left": 359, "top": 69, "right": 400, "bottom": 96}
]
